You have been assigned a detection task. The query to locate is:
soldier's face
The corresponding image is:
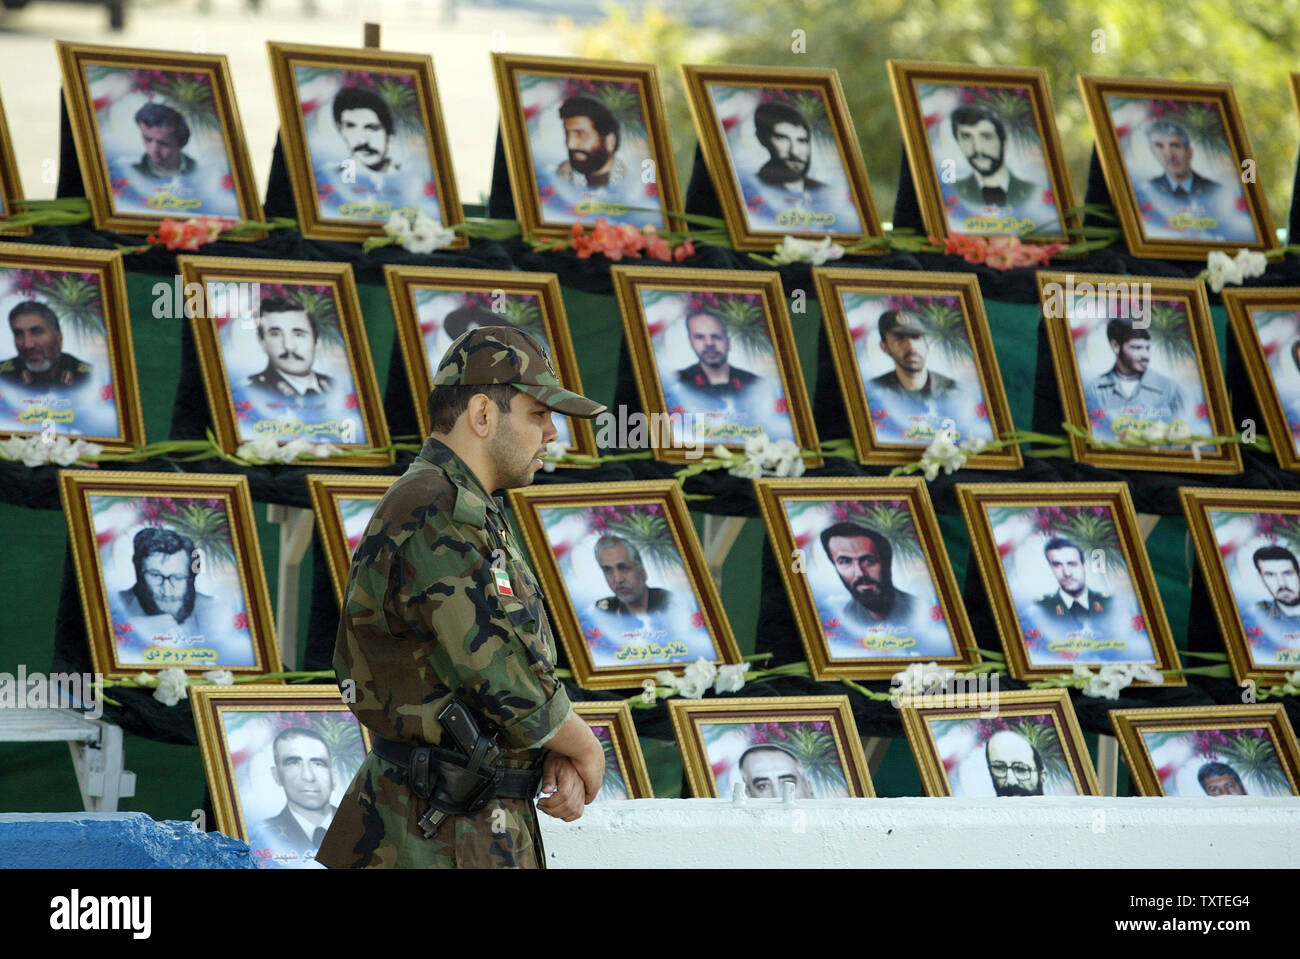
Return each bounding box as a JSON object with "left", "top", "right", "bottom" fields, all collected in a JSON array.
[
  {"left": 1046, "top": 547, "right": 1086, "bottom": 596},
  {"left": 1149, "top": 133, "right": 1192, "bottom": 178},
  {"left": 1201, "top": 773, "right": 1245, "bottom": 796},
  {"left": 337, "top": 108, "right": 390, "bottom": 172},
  {"left": 141, "top": 550, "right": 192, "bottom": 618},
  {"left": 596, "top": 543, "right": 647, "bottom": 607},
  {"left": 955, "top": 120, "right": 1004, "bottom": 176},
  {"left": 881, "top": 330, "right": 928, "bottom": 373},
  {"left": 139, "top": 123, "right": 183, "bottom": 173},
  {"left": 10, "top": 312, "right": 62, "bottom": 373},
  {"left": 271, "top": 735, "right": 334, "bottom": 812},
  {"left": 259, "top": 311, "right": 316, "bottom": 377},
  {"left": 489, "top": 392, "right": 558, "bottom": 489},
  {"left": 764, "top": 121, "right": 810, "bottom": 175},
  {"left": 1112, "top": 337, "right": 1150, "bottom": 375},
  {"left": 740, "top": 749, "right": 813, "bottom": 798},
  {"left": 1256, "top": 558, "right": 1300, "bottom": 606},
  {"left": 687, "top": 313, "right": 729, "bottom": 368}
]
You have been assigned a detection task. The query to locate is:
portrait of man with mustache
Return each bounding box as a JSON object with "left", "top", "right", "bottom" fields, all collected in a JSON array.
[
  {"left": 948, "top": 104, "right": 1036, "bottom": 213},
  {"left": 555, "top": 96, "right": 626, "bottom": 191},
  {"left": 244, "top": 295, "right": 334, "bottom": 402},
  {"left": 820, "top": 522, "right": 917, "bottom": 632}
]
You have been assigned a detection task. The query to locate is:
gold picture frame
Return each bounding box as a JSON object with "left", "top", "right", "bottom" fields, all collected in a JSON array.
[
  {"left": 177, "top": 256, "right": 391, "bottom": 465},
  {"left": 1077, "top": 74, "right": 1276, "bottom": 260},
  {"left": 754, "top": 476, "right": 979, "bottom": 680},
  {"left": 900, "top": 688, "right": 1100, "bottom": 796},
  {"left": 384, "top": 265, "right": 597, "bottom": 461},
  {"left": 491, "top": 53, "right": 684, "bottom": 240},
  {"left": 1180, "top": 487, "right": 1300, "bottom": 685},
  {"left": 1038, "top": 270, "right": 1240, "bottom": 474},
  {"left": 679, "top": 63, "right": 883, "bottom": 252},
  {"left": 266, "top": 41, "right": 466, "bottom": 246},
  {"left": 1110, "top": 703, "right": 1300, "bottom": 797},
  {"left": 956, "top": 481, "right": 1183, "bottom": 683},
  {"left": 814, "top": 268, "right": 1022, "bottom": 469},
  {"left": 506, "top": 479, "right": 744, "bottom": 690},
  {"left": 305, "top": 473, "right": 397, "bottom": 606},
  {"left": 0, "top": 243, "right": 145, "bottom": 452},
  {"left": 610, "top": 264, "right": 821, "bottom": 464},
  {"left": 1222, "top": 286, "right": 1300, "bottom": 472},
  {"left": 56, "top": 42, "right": 264, "bottom": 236},
  {"left": 59, "top": 470, "right": 280, "bottom": 680},
  {"left": 572, "top": 700, "right": 654, "bottom": 800},
  {"left": 0, "top": 82, "right": 30, "bottom": 236},
  {"left": 191, "top": 684, "right": 373, "bottom": 867},
  {"left": 887, "top": 60, "right": 1078, "bottom": 243},
  {"left": 668, "top": 694, "right": 874, "bottom": 798}
]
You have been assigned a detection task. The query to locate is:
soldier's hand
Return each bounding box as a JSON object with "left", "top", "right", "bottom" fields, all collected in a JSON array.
[{"left": 538, "top": 752, "right": 586, "bottom": 822}]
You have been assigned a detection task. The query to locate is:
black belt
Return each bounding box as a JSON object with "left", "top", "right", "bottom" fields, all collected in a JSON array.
[{"left": 371, "top": 736, "right": 544, "bottom": 800}]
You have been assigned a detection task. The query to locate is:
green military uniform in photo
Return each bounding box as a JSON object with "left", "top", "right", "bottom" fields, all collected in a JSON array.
[
  {"left": 317, "top": 326, "right": 604, "bottom": 869},
  {"left": 0, "top": 352, "right": 92, "bottom": 389}
]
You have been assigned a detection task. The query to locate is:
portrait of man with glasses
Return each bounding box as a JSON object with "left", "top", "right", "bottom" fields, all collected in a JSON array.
[
  {"left": 113, "top": 527, "right": 226, "bottom": 655},
  {"left": 984, "top": 729, "right": 1045, "bottom": 796}
]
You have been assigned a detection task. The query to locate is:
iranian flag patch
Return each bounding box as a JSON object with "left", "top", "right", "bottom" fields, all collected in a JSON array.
[{"left": 494, "top": 566, "right": 513, "bottom": 597}]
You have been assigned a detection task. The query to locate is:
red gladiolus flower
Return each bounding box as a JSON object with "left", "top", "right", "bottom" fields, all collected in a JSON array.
[
  {"left": 672, "top": 238, "right": 695, "bottom": 262},
  {"left": 233, "top": 612, "right": 249, "bottom": 630},
  {"left": 344, "top": 393, "right": 359, "bottom": 410}
]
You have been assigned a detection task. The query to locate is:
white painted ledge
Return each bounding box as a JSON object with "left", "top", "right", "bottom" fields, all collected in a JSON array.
[{"left": 538, "top": 797, "right": 1300, "bottom": 868}]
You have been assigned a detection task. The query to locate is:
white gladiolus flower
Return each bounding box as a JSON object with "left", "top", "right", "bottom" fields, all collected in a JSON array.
[
  {"left": 152, "top": 668, "right": 190, "bottom": 706},
  {"left": 275, "top": 438, "right": 314, "bottom": 463},
  {"left": 891, "top": 661, "right": 956, "bottom": 697},
  {"left": 1205, "top": 250, "right": 1244, "bottom": 293},
  {"left": 654, "top": 669, "right": 680, "bottom": 692},
  {"left": 202, "top": 670, "right": 235, "bottom": 686},
  {"left": 959, "top": 436, "right": 990, "bottom": 454},
  {"left": 1127, "top": 662, "right": 1165, "bottom": 686},
  {"left": 714, "top": 662, "right": 750, "bottom": 694},
  {"left": 772, "top": 235, "right": 845, "bottom": 266},
  {"left": 542, "top": 440, "right": 570, "bottom": 473},
  {"left": 384, "top": 212, "right": 413, "bottom": 241},
  {"left": 1232, "top": 248, "right": 1267, "bottom": 280},
  {"left": 237, "top": 436, "right": 281, "bottom": 463},
  {"left": 134, "top": 671, "right": 158, "bottom": 688}
]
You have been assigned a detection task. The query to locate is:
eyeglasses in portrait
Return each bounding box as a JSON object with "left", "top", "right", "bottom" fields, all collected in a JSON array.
[
  {"left": 191, "top": 685, "right": 373, "bottom": 868},
  {"left": 1110, "top": 705, "right": 1300, "bottom": 797},
  {"left": 0, "top": 245, "right": 144, "bottom": 450},
  {"left": 669, "top": 696, "right": 873, "bottom": 798}
]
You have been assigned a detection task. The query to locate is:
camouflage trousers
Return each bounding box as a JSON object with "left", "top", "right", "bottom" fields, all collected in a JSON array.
[{"left": 316, "top": 753, "right": 546, "bottom": 869}]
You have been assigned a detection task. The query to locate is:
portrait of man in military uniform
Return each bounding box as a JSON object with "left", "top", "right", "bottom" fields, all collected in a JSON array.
[
  {"left": 1089, "top": 317, "right": 1185, "bottom": 429},
  {"left": 949, "top": 105, "right": 1036, "bottom": 213},
  {"left": 868, "top": 310, "right": 958, "bottom": 404},
  {"left": 1032, "top": 536, "right": 1113, "bottom": 627},
  {"left": 244, "top": 296, "right": 334, "bottom": 402},
  {"left": 675, "top": 309, "right": 757, "bottom": 398},
  {"left": 819, "top": 521, "right": 917, "bottom": 633},
  {"left": 1145, "top": 121, "right": 1220, "bottom": 203},
  {"left": 0, "top": 301, "right": 92, "bottom": 391},
  {"left": 592, "top": 534, "right": 672, "bottom": 618},
  {"left": 251, "top": 726, "right": 338, "bottom": 860}
]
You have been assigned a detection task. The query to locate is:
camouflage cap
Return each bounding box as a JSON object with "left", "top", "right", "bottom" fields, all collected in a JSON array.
[{"left": 432, "top": 325, "right": 606, "bottom": 418}]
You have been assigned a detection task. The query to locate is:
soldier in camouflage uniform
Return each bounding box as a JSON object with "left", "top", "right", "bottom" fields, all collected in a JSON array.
[{"left": 317, "top": 327, "right": 608, "bottom": 869}]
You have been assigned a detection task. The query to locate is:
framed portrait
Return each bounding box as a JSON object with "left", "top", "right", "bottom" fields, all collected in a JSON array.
[
  {"left": 385, "top": 265, "right": 597, "bottom": 460},
  {"left": 572, "top": 700, "right": 654, "bottom": 800},
  {"left": 0, "top": 85, "right": 29, "bottom": 237},
  {"left": 177, "top": 256, "right": 391, "bottom": 465},
  {"left": 956, "top": 482, "right": 1183, "bottom": 682},
  {"left": 887, "top": 61, "right": 1077, "bottom": 242},
  {"left": 1222, "top": 287, "right": 1300, "bottom": 472},
  {"left": 1038, "top": 271, "right": 1240, "bottom": 474},
  {"left": 492, "top": 53, "right": 684, "bottom": 239},
  {"left": 1077, "top": 75, "right": 1275, "bottom": 260},
  {"left": 0, "top": 243, "right": 144, "bottom": 452},
  {"left": 754, "top": 476, "right": 979, "bottom": 680},
  {"left": 900, "top": 689, "right": 1099, "bottom": 797},
  {"left": 668, "top": 695, "right": 873, "bottom": 799},
  {"left": 506, "top": 479, "right": 744, "bottom": 689},
  {"left": 610, "top": 265, "right": 820, "bottom": 463},
  {"left": 59, "top": 471, "right": 280, "bottom": 680},
  {"left": 56, "top": 42, "right": 263, "bottom": 236},
  {"left": 814, "top": 268, "right": 1021, "bottom": 469},
  {"left": 1180, "top": 487, "right": 1300, "bottom": 685},
  {"left": 1110, "top": 704, "right": 1300, "bottom": 797},
  {"left": 191, "top": 684, "right": 373, "bottom": 868},
  {"left": 305, "top": 473, "right": 397, "bottom": 606},
  {"left": 267, "top": 42, "right": 465, "bottom": 245},
  {"left": 679, "top": 64, "right": 882, "bottom": 252}
]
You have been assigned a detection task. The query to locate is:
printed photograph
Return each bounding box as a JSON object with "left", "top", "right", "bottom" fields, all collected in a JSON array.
[
  {"left": 1222, "top": 289, "right": 1300, "bottom": 472},
  {"left": 572, "top": 701, "right": 653, "bottom": 800},
  {"left": 494, "top": 55, "right": 682, "bottom": 238},
  {"left": 668, "top": 696, "right": 873, "bottom": 798},
  {"left": 755, "top": 477, "right": 979, "bottom": 681},
  {"left": 306, "top": 474, "right": 397, "bottom": 606},
  {"left": 268, "top": 43, "right": 463, "bottom": 243},
  {"left": 508, "top": 480, "right": 742, "bottom": 689},
  {"left": 889, "top": 63, "right": 1075, "bottom": 241},
  {"left": 385, "top": 266, "right": 596, "bottom": 458},
  {"left": 0, "top": 85, "right": 27, "bottom": 235},
  {"left": 57, "top": 44, "right": 263, "bottom": 233},
  {"left": 900, "top": 689, "right": 1099, "bottom": 796},
  {"left": 681, "top": 66, "right": 881, "bottom": 250},
  {"left": 0, "top": 245, "right": 143, "bottom": 449},
  {"left": 958, "top": 483, "right": 1183, "bottom": 682},
  {"left": 191, "top": 686, "right": 373, "bottom": 869},
  {"left": 1079, "top": 77, "right": 1274, "bottom": 259}
]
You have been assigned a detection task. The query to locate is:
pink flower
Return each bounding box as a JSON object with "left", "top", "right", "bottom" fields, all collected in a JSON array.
[
  {"left": 1114, "top": 124, "right": 1131, "bottom": 140},
  {"left": 100, "top": 383, "right": 115, "bottom": 401},
  {"left": 423, "top": 181, "right": 439, "bottom": 198},
  {"left": 300, "top": 98, "right": 319, "bottom": 115},
  {"left": 1025, "top": 628, "right": 1041, "bottom": 640},
  {"left": 1041, "top": 189, "right": 1054, "bottom": 206},
  {"left": 930, "top": 604, "right": 944, "bottom": 622},
  {"left": 96, "top": 529, "right": 116, "bottom": 547},
  {"left": 1131, "top": 615, "right": 1145, "bottom": 633},
  {"left": 233, "top": 612, "right": 248, "bottom": 631},
  {"left": 645, "top": 182, "right": 659, "bottom": 199},
  {"left": 721, "top": 114, "right": 740, "bottom": 132},
  {"left": 672, "top": 238, "right": 695, "bottom": 262},
  {"left": 523, "top": 104, "right": 540, "bottom": 122},
  {"left": 974, "top": 401, "right": 987, "bottom": 418},
  {"left": 646, "top": 320, "right": 665, "bottom": 338},
  {"left": 344, "top": 393, "right": 359, "bottom": 410},
  {"left": 584, "top": 626, "right": 603, "bottom": 639},
  {"left": 823, "top": 618, "right": 841, "bottom": 630},
  {"left": 221, "top": 174, "right": 234, "bottom": 190},
  {"left": 1236, "top": 196, "right": 1248, "bottom": 211},
  {"left": 690, "top": 611, "right": 704, "bottom": 629},
  {"left": 1195, "top": 402, "right": 1207, "bottom": 419},
  {"left": 774, "top": 397, "right": 787, "bottom": 414},
  {"left": 1089, "top": 407, "right": 1105, "bottom": 424},
  {"left": 923, "top": 112, "right": 939, "bottom": 128}
]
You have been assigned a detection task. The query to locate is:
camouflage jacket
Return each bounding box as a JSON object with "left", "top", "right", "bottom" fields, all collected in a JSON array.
[{"left": 316, "top": 437, "right": 573, "bottom": 869}]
